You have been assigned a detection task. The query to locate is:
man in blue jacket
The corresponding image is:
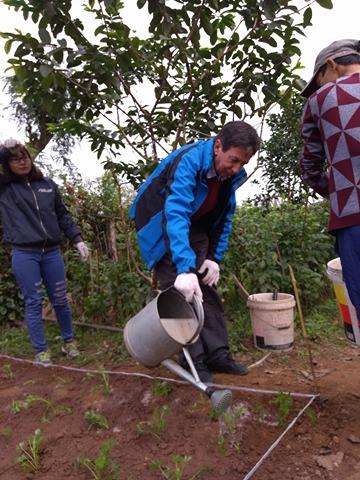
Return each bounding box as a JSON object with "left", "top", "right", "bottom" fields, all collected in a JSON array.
[{"left": 130, "top": 121, "right": 260, "bottom": 382}]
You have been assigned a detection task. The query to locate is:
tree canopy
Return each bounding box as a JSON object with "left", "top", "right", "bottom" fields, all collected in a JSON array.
[
  {"left": 1, "top": 0, "right": 333, "bottom": 184},
  {"left": 253, "top": 95, "right": 312, "bottom": 204}
]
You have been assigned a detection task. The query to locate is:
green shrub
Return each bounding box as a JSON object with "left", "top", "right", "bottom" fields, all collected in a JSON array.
[{"left": 221, "top": 200, "right": 335, "bottom": 315}]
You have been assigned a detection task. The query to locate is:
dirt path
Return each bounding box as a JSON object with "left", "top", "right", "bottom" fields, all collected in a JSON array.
[{"left": 1, "top": 339, "right": 360, "bottom": 479}]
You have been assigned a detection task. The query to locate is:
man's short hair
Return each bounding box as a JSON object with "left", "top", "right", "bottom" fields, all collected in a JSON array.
[
  {"left": 334, "top": 53, "right": 360, "bottom": 66},
  {"left": 316, "top": 53, "right": 360, "bottom": 79},
  {"left": 216, "top": 121, "right": 260, "bottom": 155}
]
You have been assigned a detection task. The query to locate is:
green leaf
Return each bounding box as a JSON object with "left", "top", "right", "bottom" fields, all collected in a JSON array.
[
  {"left": 208, "top": 0, "right": 219, "bottom": 9},
  {"left": 201, "top": 13, "right": 213, "bottom": 36},
  {"left": 137, "top": 0, "right": 147, "bottom": 8},
  {"left": 279, "top": 86, "right": 292, "bottom": 106},
  {"left": 231, "top": 104, "right": 242, "bottom": 119},
  {"left": 315, "top": 0, "right": 333, "bottom": 9},
  {"left": 14, "top": 66, "right": 27, "bottom": 81},
  {"left": 293, "top": 78, "right": 306, "bottom": 91},
  {"left": 262, "top": 0, "right": 278, "bottom": 20},
  {"left": 261, "top": 37, "right": 277, "bottom": 48},
  {"left": 41, "top": 93, "right": 54, "bottom": 113},
  {"left": 39, "top": 64, "right": 53, "bottom": 77},
  {"left": 303, "top": 7, "right": 312, "bottom": 27},
  {"left": 4, "top": 39, "right": 12, "bottom": 54},
  {"left": 39, "top": 28, "right": 51, "bottom": 44},
  {"left": 53, "top": 49, "right": 64, "bottom": 63}
]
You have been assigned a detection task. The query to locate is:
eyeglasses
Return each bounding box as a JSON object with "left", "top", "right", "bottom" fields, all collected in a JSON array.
[{"left": 9, "top": 153, "right": 30, "bottom": 164}]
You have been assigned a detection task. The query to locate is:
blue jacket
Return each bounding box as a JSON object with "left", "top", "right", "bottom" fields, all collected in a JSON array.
[
  {"left": 129, "top": 138, "right": 247, "bottom": 273},
  {"left": 0, "top": 177, "right": 81, "bottom": 249}
]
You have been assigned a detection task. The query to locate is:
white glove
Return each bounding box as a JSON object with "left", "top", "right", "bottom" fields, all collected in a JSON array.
[
  {"left": 174, "top": 272, "right": 203, "bottom": 303},
  {"left": 76, "top": 241, "right": 90, "bottom": 261},
  {"left": 198, "top": 259, "right": 220, "bottom": 286}
]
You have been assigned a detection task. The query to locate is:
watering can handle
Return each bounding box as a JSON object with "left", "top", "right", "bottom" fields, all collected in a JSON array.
[{"left": 187, "top": 293, "right": 204, "bottom": 344}]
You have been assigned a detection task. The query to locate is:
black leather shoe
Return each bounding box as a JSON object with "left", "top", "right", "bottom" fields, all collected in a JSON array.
[
  {"left": 208, "top": 356, "right": 248, "bottom": 376},
  {"left": 179, "top": 359, "right": 213, "bottom": 383}
]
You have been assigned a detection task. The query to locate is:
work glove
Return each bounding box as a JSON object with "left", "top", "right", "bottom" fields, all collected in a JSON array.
[
  {"left": 174, "top": 272, "right": 203, "bottom": 303},
  {"left": 198, "top": 259, "right": 220, "bottom": 287},
  {"left": 76, "top": 241, "right": 90, "bottom": 261}
]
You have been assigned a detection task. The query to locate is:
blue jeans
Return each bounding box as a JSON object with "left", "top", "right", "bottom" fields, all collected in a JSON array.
[
  {"left": 335, "top": 225, "right": 360, "bottom": 319},
  {"left": 11, "top": 248, "right": 74, "bottom": 353}
]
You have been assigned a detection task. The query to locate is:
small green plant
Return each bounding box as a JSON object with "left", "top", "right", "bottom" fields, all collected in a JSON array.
[
  {"left": 11, "top": 394, "right": 72, "bottom": 420},
  {"left": 137, "top": 405, "right": 169, "bottom": 440},
  {"left": 151, "top": 380, "right": 173, "bottom": 398},
  {"left": 272, "top": 391, "right": 294, "bottom": 427},
  {"left": 3, "top": 364, "right": 14, "bottom": 378},
  {"left": 305, "top": 407, "right": 318, "bottom": 426},
  {"left": 79, "top": 440, "right": 120, "bottom": 480},
  {"left": 222, "top": 406, "right": 246, "bottom": 435},
  {"left": 216, "top": 436, "right": 226, "bottom": 457},
  {"left": 85, "top": 410, "right": 110, "bottom": 430},
  {"left": 11, "top": 400, "right": 22, "bottom": 414},
  {"left": 16, "top": 429, "right": 42, "bottom": 473},
  {"left": 208, "top": 408, "right": 222, "bottom": 421},
  {"left": 98, "top": 368, "right": 112, "bottom": 396},
  {"left": 149, "top": 455, "right": 194, "bottom": 480},
  {"left": 254, "top": 400, "right": 268, "bottom": 422}
]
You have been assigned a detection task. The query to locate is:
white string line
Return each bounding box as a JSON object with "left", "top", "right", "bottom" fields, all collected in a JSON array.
[
  {"left": 208, "top": 382, "right": 316, "bottom": 399},
  {"left": 0, "top": 354, "right": 316, "bottom": 399},
  {"left": 242, "top": 395, "right": 317, "bottom": 480}
]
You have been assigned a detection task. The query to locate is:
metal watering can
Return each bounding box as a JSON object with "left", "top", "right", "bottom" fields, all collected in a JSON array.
[{"left": 124, "top": 287, "right": 232, "bottom": 413}]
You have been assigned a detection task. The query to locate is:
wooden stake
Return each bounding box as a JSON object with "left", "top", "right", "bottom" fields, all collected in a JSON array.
[
  {"left": 233, "top": 274, "right": 250, "bottom": 301},
  {"left": 289, "top": 264, "right": 318, "bottom": 392},
  {"left": 89, "top": 250, "right": 94, "bottom": 295}
]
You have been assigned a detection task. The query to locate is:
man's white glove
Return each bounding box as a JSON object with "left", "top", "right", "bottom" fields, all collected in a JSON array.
[
  {"left": 76, "top": 241, "right": 90, "bottom": 261},
  {"left": 198, "top": 259, "right": 220, "bottom": 286},
  {"left": 174, "top": 272, "right": 203, "bottom": 303}
]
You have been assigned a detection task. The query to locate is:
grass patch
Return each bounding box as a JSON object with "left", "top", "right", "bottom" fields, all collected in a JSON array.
[
  {"left": 0, "top": 321, "right": 130, "bottom": 365},
  {"left": 0, "top": 324, "right": 33, "bottom": 356},
  {"left": 299, "top": 297, "right": 342, "bottom": 344}
]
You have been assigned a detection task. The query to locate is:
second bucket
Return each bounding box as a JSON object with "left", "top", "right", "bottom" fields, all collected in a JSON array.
[
  {"left": 327, "top": 257, "right": 360, "bottom": 346},
  {"left": 247, "top": 293, "right": 295, "bottom": 351}
]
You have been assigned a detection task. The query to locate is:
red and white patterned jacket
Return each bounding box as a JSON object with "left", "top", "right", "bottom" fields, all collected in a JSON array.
[{"left": 300, "top": 73, "right": 360, "bottom": 232}]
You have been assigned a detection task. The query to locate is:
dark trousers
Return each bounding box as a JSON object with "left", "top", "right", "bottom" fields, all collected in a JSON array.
[
  {"left": 335, "top": 225, "right": 360, "bottom": 319},
  {"left": 154, "top": 226, "right": 229, "bottom": 363}
]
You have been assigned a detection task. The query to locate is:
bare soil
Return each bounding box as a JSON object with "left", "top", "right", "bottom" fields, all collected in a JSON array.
[{"left": 1, "top": 336, "right": 360, "bottom": 480}]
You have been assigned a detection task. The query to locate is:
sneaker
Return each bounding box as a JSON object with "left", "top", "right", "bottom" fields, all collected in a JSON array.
[
  {"left": 35, "top": 351, "right": 52, "bottom": 367},
  {"left": 208, "top": 355, "right": 248, "bottom": 376},
  {"left": 61, "top": 340, "right": 80, "bottom": 358}
]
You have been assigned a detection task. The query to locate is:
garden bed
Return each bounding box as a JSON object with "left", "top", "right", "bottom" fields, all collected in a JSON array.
[{"left": 1, "top": 331, "right": 360, "bottom": 479}]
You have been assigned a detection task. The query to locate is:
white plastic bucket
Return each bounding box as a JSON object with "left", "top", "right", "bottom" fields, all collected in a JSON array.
[
  {"left": 326, "top": 257, "right": 360, "bottom": 345},
  {"left": 124, "top": 287, "right": 204, "bottom": 367},
  {"left": 247, "top": 293, "right": 295, "bottom": 351}
]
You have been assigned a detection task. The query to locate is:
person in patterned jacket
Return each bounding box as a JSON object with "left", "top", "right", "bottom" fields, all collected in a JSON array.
[{"left": 300, "top": 39, "right": 360, "bottom": 320}]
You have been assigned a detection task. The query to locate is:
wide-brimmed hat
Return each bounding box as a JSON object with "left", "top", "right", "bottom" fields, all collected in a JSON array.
[{"left": 301, "top": 39, "right": 360, "bottom": 98}]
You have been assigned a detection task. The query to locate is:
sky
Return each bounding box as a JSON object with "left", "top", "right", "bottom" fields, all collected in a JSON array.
[{"left": 0, "top": 0, "right": 359, "bottom": 199}]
